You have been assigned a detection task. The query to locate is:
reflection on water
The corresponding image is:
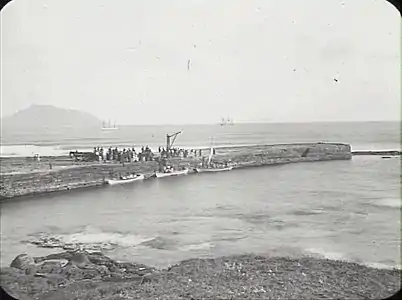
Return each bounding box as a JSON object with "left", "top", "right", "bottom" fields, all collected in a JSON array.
[{"left": 1, "top": 156, "right": 400, "bottom": 270}]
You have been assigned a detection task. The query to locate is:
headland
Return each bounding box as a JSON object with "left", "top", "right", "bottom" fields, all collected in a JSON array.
[{"left": 0, "top": 143, "right": 352, "bottom": 199}]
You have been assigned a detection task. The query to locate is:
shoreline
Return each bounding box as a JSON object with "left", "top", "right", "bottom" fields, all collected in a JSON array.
[{"left": 1, "top": 251, "right": 400, "bottom": 300}]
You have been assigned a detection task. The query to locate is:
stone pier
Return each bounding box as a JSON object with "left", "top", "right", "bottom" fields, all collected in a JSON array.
[{"left": 0, "top": 143, "right": 351, "bottom": 199}]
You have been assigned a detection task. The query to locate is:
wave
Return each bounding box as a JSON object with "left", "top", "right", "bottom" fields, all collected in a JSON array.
[
  {"left": 371, "top": 198, "right": 401, "bottom": 209},
  {"left": 304, "top": 248, "right": 401, "bottom": 270},
  {"left": 139, "top": 236, "right": 178, "bottom": 250},
  {"left": 0, "top": 145, "right": 70, "bottom": 158},
  {"left": 290, "top": 209, "right": 324, "bottom": 216},
  {"left": 178, "top": 242, "right": 214, "bottom": 251},
  {"left": 60, "top": 231, "right": 153, "bottom": 248},
  {"left": 351, "top": 144, "right": 401, "bottom": 151},
  {"left": 304, "top": 247, "right": 349, "bottom": 261},
  {"left": 27, "top": 226, "right": 155, "bottom": 252},
  {"left": 365, "top": 262, "right": 402, "bottom": 270}
]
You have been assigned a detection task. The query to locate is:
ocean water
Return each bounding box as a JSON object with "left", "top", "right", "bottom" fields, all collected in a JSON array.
[
  {"left": 0, "top": 121, "right": 400, "bottom": 157},
  {"left": 0, "top": 122, "right": 400, "bottom": 270}
]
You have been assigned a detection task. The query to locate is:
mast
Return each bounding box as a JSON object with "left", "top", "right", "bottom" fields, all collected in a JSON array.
[{"left": 207, "top": 136, "right": 214, "bottom": 166}]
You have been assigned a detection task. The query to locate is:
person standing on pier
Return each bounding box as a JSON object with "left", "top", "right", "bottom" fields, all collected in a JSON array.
[{"left": 108, "top": 147, "right": 112, "bottom": 161}]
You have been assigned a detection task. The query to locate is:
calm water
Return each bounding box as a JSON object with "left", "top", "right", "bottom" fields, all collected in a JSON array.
[
  {"left": 0, "top": 122, "right": 400, "bottom": 269},
  {"left": 0, "top": 121, "right": 400, "bottom": 156}
]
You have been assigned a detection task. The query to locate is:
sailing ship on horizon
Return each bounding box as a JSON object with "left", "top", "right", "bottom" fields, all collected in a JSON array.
[
  {"left": 220, "top": 117, "right": 234, "bottom": 126},
  {"left": 102, "top": 120, "right": 119, "bottom": 131}
]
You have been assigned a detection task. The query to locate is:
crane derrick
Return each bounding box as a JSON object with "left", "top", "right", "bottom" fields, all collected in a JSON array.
[{"left": 166, "top": 131, "right": 182, "bottom": 157}]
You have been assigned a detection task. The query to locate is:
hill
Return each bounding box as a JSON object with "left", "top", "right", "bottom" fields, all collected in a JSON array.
[{"left": 1, "top": 105, "right": 102, "bottom": 133}]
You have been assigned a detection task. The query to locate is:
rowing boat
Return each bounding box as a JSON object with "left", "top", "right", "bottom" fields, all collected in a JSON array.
[
  {"left": 107, "top": 174, "right": 145, "bottom": 185},
  {"left": 194, "top": 166, "right": 233, "bottom": 173},
  {"left": 154, "top": 168, "right": 189, "bottom": 178}
]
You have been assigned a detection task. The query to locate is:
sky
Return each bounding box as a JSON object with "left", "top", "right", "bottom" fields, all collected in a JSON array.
[{"left": 0, "top": 0, "right": 400, "bottom": 125}]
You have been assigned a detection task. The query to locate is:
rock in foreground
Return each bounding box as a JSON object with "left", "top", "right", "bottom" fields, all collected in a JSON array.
[{"left": 1, "top": 252, "right": 400, "bottom": 300}]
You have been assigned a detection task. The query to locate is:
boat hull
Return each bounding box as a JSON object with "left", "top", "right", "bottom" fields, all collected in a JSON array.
[
  {"left": 194, "top": 167, "right": 233, "bottom": 173},
  {"left": 107, "top": 174, "right": 145, "bottom": 185},
  {"left": 154, "top": 169, "right": 189, "bottom": 178},
  {"left": 101, "top": 128, "right": 119, "bottom": 131}
]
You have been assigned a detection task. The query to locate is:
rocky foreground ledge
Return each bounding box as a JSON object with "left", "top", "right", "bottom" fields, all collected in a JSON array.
[{"left": 1, "top": 252, "right": 400, "bottom": 300}]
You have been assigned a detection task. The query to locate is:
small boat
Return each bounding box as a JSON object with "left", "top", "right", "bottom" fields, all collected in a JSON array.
[
  {"left": 195, "top": 143, "right": 232, "bottom": 173},
  {"left": 194, "top": 166, "right": 233, "bottom": 173},
  {"left": 107, "top": 174, "right": 145, "bottom": 185},
  {"left": 154, "top": 168, "right": 189, "bottom": 178}
]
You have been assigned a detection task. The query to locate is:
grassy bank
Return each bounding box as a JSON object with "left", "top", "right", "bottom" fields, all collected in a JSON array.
[{"left": 1, "top": 251, "right": 399, "bottom": 300}]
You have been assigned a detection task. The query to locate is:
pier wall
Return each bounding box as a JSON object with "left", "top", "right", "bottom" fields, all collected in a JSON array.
[{"left": 0, "top": 143, "right": 351, "bottom": 199}]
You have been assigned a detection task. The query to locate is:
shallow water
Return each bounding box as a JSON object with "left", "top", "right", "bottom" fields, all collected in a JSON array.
[{"left": 1, "top": 155, "right": 400, "bottom": 270}]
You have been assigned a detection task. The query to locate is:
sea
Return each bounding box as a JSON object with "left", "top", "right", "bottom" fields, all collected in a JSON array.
[{"left": 0, "top": 121, "right": 400, "bottom": 270}]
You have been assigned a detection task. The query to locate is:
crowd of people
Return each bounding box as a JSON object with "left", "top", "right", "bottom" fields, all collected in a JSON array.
[
  {"left": 158, "top": 147, "right": 203, "bottom": 158},
  {"left": 91, "top": 146, "right": 205, "bottom": 163},
  {"left": 93, "top": 146, "right": 154, "bottom": 163}
]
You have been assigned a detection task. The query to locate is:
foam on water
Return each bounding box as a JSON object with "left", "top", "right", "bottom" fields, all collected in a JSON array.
[
  {"left": 60, "top": 231, "right": 154, "bottom": 248},
  {"left": 304, "top": 248, "right": 401, "bottom": 270},
  {"left": 304, "top": 247, "right": 350, "bottom": 262},
  {"left": 29, "top": 225, "right": 155, "bottom": 250},
  {"left": 0, "top": 145, "right": 68, "bottom": 157},
  {"left": 365, "top": 262, "right": 402, "bottom": 271},
  {"left": 139, "top": 236, "right": 178, "bottom": 250},
  {"left": 372, "top": 198, "right": 401, "bottom": 209},
  {"left": 351, "top": 144, "right": 401, "bottom": 151},
  {"left": 178, "top": 242, "right": 214, "bottom": 251}
]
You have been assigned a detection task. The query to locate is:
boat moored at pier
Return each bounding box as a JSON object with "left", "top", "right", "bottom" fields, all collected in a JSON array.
[
  {"left": 194, "top": 166, "right": 233, "bottom": 173},
  {"left": 107, "top": 174, "right": 145, "bottom": 185},
  {"left": 153, "top": 168, "right": 189, "bottom": 178}
]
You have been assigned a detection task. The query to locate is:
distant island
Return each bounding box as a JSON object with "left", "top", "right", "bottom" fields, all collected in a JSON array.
[{"left": 1, "top": 104, "right": 103, "bottom": 134}]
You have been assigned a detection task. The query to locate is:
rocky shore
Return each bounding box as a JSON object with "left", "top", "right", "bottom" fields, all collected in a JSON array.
[
  {"left": 0, "top": 143, "right": 352, "bottom": 199},
  {"left": 1, "top": 251, "right": 400, "bottom": 300}
]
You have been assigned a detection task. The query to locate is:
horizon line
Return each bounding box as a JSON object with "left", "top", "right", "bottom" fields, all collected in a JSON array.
[{"left": 111, "top": 120, "right": 400, "bottom": 126}]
